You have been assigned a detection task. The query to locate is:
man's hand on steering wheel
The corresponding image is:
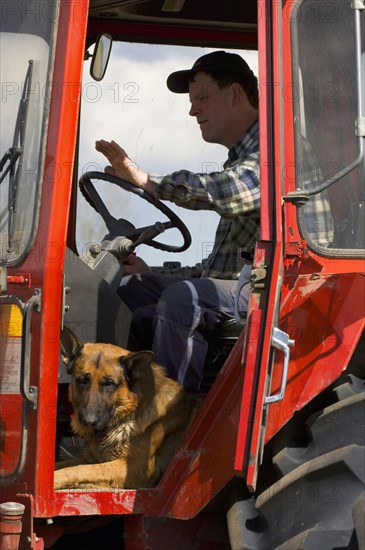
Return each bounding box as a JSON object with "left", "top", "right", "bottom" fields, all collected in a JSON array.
[
  {"left": 95, "top": 139, "right": 157, "bottom": 195},
  {"left": 88, "top": 139, "right": 191, "bottom": 253}
]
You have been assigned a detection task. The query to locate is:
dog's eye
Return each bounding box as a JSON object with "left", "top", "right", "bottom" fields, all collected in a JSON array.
[
  {"left": 102, "top": 378, "right": 116, "bottom": 390},
  {"left": 77, "top": 374, "right": 90, "bottom": 386}
]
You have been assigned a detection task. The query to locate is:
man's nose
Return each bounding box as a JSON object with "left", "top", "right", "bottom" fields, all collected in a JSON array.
[{"left": 189, "top": 103, "right": 199, "bottom": 117}]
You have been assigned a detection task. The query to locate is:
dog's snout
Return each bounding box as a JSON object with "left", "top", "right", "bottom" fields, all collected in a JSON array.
[
  {"left": 80, "top": 411, "right": 99, "bottom": 427},
  {"left": 78, "top": 398, "right": 111, "bottom": 430}
]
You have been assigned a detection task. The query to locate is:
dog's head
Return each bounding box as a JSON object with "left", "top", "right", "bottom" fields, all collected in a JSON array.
[{"left": 60, "top": 327, "right": 155, "bottom": 435}]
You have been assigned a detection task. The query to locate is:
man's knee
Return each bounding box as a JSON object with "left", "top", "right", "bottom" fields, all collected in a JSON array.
[
  {"left": 156, "top": 281, "right": 195, "bottom": 322},
  {"left": 118, "top": 272, "right": 164, "bottom": 310}
]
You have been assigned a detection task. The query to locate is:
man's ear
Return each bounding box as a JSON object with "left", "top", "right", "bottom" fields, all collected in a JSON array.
[
  {"left": 231, "top": 82, "right": 246, "bottom": 105},
  {"left": 119, "top": 350, "right": 154, "bottom": 390},
  {"left": 60, "top": 327, "right": 84, "bottom": 373}
]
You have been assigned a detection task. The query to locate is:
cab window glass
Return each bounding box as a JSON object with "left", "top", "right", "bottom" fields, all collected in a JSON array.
[
  {"left": 0, "top": 0, "right": 58, "bottom": 265},
  {"left": 291, "top": 0, "right": 365, "bottom": 253}
]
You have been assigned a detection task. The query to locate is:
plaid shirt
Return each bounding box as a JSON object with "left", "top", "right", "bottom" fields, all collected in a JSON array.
[
  {"left": 150, "top": 121, "right": 333, "bottom": 280},
  {"left": 151, "top": 120, "right": 260, "bottom": 279}
]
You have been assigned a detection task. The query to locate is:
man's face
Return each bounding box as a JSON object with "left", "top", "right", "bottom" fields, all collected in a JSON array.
[{"left": 188, "top": 72, "right": 235, "bottom": 147}]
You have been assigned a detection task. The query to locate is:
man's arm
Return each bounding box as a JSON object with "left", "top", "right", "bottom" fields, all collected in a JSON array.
[
  {"left": 95, "top": 135, "right": 260, "bottom": 219},
  {"left": 150, "top": 156, "right": 260, "bottom": 218}
]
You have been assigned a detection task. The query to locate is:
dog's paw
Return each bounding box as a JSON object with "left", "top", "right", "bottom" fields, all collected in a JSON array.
[{"left": 54, "top": 469, "right": 75, "bottom": 490}]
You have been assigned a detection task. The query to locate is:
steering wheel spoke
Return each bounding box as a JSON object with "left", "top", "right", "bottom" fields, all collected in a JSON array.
[{"left": 79, "top": 171, "right": 191, "bottom": 252}]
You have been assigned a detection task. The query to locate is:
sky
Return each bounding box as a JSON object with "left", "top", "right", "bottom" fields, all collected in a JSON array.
[{"left": 76, "top": 42, "right": 258, "bottom": 267}]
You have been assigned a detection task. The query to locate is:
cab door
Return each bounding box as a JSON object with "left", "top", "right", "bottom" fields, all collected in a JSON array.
[{"left": 234, "top": 0, "right": 289, "bottom": 491}]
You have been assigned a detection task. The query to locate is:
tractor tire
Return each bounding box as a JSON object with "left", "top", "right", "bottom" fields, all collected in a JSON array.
[{"left": 227, "top": 364, "right": 365, "bottom": 550}]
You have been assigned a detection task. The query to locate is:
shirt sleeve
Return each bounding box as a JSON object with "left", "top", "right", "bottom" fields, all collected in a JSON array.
[{"left": 150, "top": 154, "right": 260, "bottom": 220}]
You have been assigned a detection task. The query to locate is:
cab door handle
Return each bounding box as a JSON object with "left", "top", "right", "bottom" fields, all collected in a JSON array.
[
  {"left": 265, "top": 327, "right": 295, "bottom": 404},
  {"left": 20, "top": 289, "right": 41, "bottom": 410}
]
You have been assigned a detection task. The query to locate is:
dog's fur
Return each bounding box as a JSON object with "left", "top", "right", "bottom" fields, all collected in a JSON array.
[{"left": 54, "top": 328, "right": 198, "bottom": 490}]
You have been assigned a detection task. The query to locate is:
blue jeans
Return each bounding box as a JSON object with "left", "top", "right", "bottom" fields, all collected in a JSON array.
[{"left": 118, "top": 273, "right": 249, "bottom": 391}]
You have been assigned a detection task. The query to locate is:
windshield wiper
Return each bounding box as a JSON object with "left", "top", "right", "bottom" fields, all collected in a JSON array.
[
  {"left": 0, "top": 60, "right": 33, "bottom": 252},
  {"left": 0, "top": 147, "right": 22, "bottom": 185}
]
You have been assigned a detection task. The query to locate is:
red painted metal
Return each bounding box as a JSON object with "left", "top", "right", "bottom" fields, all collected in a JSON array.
[
  {"left": 6, "top": 275, "right": 31, "bottom": 287},
  {"left": 263, "top": 0, "right": 365, "bottom": 442},
  {"left": 266, "top": 272, "right": 365, "bottom": 440},
  {"left": 234, "top": 0, "right": 285, "bottom": 491},
  {"left": 235, "top": 0, "right": 365, "bottom": 492},
  {"left": 28, "top": 0, "right": 90, "bottom": 519},
  {"left": 244, "top": 2, "right": 286, "bottom": 487},
  {"left": 233, "top": 0, "right": 275, "bottom": 478},
  {"left": 87, "top": 19, "right": 258, "bottom": 50}
]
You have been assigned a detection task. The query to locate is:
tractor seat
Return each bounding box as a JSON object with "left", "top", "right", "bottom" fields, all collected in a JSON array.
[{"left": 200, "top": 316, "right": 246, "bottom": 392}]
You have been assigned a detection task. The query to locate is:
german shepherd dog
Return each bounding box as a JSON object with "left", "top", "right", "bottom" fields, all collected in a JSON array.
[{"left": 54, "top": 328, "right": 198, "bottom": 490}]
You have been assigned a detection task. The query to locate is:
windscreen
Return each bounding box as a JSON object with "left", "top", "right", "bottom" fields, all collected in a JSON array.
[
  {"left": 76, "top": 43, "right": 259, "bottom": 269},
  {"left": 0, "top": 0, "right": 58, "bottom": 265}
]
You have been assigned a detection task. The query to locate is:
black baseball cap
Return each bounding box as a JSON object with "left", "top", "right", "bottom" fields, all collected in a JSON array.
[{"left": 167, "top": 51, "right": 255, "bottom": 94}]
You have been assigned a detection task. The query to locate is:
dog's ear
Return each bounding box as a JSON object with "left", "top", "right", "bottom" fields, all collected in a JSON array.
[
  {"left": 119, "top": 350, "right": 154, "bottom": 389},
  {"left": 60, "top": 327, "right": 84, "bottom": 373}
]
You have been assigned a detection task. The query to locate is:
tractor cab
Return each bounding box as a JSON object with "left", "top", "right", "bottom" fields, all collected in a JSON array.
[{"left": 1, "top": 2, "right": 364, "bottom": 549}]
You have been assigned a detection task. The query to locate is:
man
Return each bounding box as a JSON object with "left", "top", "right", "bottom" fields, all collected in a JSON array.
[{"left": 96, "top": 51, "right": 260, "bottom": 391}]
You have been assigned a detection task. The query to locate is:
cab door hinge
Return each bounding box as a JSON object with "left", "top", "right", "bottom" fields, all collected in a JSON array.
[
  {"left": 285, "top": 240, "right": 309, "bottom": 259},
  {"left": 250, "top": 264, "right": 268, "bottom": 290}
]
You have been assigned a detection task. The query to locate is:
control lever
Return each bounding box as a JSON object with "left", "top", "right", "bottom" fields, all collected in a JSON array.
[
  {"left": 127, "top": 222, "right": 165, "bottom": 251},
  {"left": 107, "top": 222, "right": 166, "bottom": 258}
]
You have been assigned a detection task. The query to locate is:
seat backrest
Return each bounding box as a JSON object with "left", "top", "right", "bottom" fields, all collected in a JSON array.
[{"left": 200, "top": 317, "right": 245, "bottom": 392}]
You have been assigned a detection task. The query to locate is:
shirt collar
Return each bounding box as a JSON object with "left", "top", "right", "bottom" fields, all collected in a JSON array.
[{"left": 227, "top": 119, "right": 259, "bottom": 163}]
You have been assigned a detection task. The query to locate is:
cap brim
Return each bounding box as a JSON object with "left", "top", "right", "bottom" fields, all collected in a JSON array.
[{"left": 166, "top": 69, "right": 192, "bottom": 93}]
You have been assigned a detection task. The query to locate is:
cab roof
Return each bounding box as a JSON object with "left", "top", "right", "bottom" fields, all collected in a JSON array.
[{"left": 88, "top": 0, "right": 258, "bottom": 49}]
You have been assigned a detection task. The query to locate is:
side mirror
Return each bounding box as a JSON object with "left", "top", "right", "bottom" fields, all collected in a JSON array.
[{"left": 90, "top": 34, "right": 112, "bottom": 81}]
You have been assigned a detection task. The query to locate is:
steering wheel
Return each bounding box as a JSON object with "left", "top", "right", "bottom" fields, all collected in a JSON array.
[{"left": 79, "top": 171, "right": 191, "bottom": 252}]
